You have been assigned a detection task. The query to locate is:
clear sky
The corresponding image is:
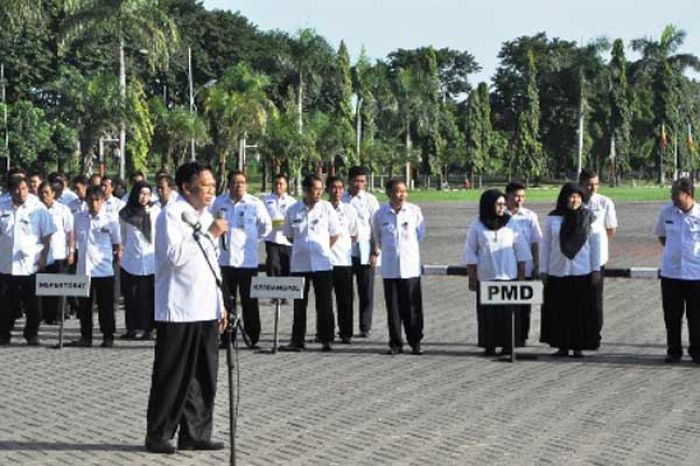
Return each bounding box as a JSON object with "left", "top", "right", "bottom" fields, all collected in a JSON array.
[{"left": 202, "top": 0, "right": 699, "bottom": 85}]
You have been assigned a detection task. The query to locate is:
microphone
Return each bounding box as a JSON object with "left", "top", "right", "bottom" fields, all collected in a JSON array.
[
  {"left": 181, "top": 211, "right": 202, "bottom": 234},
  {"left": 217, "top": 209, "right": 228, "bottom": 251}
]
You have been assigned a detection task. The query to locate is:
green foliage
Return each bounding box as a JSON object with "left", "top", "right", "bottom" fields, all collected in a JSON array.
[
  {"left": 126, "top": 79, "right": 153, "bottom": 175},
  {"left": 512, "top": 51, "right": 544, "bottom": 181}
]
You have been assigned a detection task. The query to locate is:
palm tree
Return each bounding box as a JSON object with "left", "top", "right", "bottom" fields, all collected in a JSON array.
[
  {"left": 202, "top": 63, "right": 276, "bottom": 191},
  {"left": 632, "top": 24, "right": 700, "bottom": 183},
  {"left": 61, "top": 0, "right": 179, "bottom": 179},
  {"left": 150, "top": 100, "right": 208, "bottom": 172}
]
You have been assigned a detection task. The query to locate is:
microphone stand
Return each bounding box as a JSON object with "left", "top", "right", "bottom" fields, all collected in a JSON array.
[{"left": 191, "top": 227, "right": 240, "bottom": 466}]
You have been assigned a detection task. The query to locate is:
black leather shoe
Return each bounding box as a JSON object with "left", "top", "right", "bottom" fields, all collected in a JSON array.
[
  {"left": 321, "top": 342, "right": 332, "bottom": 352},
  {"left": 483, "top": 348, "right": 495, "bottom": 356},
  {"left": 178, "top": 439, "right": 225, "bottom": 451},
  {"left": 340, "top": 336, "right": 351, "bottom": 344},
  {"left": 358, "top": 330, "right": 371, "bottom": 338},
  {"left": 386, "top": 347, "right": 403, "bottom": 355},
  {"left": 119, "top": 331, "right": 137, "bottom": 340},
  {"left": 66, "top": 339, "right": 92, "bottom": 348},
  {"left": 0, "top": 337, "right": 10, "bottom": 346},
  {"left": 26, "top": 337, "right": 41, "bottom": 346},
  {"left": 571, "top": 350, "right": 584, "bottom": 358},
  {"left": 145, "top": 438, "right": 176, "bottom": 454},
  {"left": 411, "top": 344, "right": 423, "bottom": 355},
  {"left": 551, "top": 349, "right": 569, "bottom": 357},
  {"left": 665, "top": 355, "right": 682, "bottom": 363},
  {"left": 101, "top": 338, "right": 114, "bottom": 348},
  {"left": 279, "top": 343, "right": 304, "bottom": 352}
]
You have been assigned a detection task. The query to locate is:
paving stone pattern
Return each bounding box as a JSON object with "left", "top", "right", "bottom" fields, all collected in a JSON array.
[{"left": 2, "top": 200, "right": 700, "bottom": 465}]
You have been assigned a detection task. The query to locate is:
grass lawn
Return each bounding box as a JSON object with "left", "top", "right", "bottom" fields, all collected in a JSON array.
[{"left": 371, "top": 185, "right": 671, "bottom": 204}]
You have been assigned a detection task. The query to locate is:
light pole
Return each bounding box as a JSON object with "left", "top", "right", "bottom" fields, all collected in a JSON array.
[{"left": 188, "top": 47, "right": 195, "bottom": 161}]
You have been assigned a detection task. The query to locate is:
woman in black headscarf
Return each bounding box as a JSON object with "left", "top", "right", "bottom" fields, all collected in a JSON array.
[
  {"left": 463, "top": 189, "right": 531, "bottom": 356},
  {"left": 119, "top": 180, "right": 159, "bottom": 340},
  {"left": 539, "top": 182, "right": 603, "bottom": 357}
]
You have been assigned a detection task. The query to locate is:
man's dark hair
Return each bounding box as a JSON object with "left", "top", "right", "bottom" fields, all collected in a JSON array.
[
  {"left": 273, "top": 173, "right": 289, "bottom": 183},
  {"left": 101, "top": 175, "right": 113, "bottom": 185},
  {"left": 348, "top": 166, "right": 369, "bottom": 180},
  {"left": 130, "top": 170, "right": 145, "bottom": 182},
  {"left": 89, "top": 173, "right": 102, "bottom": 185},
  {"left": 72, "top": 174, "right": 89, "bottom": 186},
  {"left": 673, "top": 178, "right": 695, "bottom": 198},
  {"left": 86, "top": 185, "right": 106, "bottom": 200},
  {"left": 38, "top": 180, "right": 63, "bottom": 195},
  {"left": 156, "top": 173, "right": 175, "bottom": 188},
  {"left": 326, "top": 175, "right": 344, "bottom": 189},
  {"left": 175, "top": 162, "right": 211, "bottom": 192},
  {"left": 302, "top": 174, "right": 323, "bottom": 192},
  {"left": 505, "top": 181, "right": 526, "bottom": 194},
  {"left": 227, "top": 169, "right": 246, "bottom": 183},
  {"left": 579, "top": 169, "right": 598, "bottom": 183},
  {"left": 8, "top": 175, "right": 28, "bottom": 191},
  {"left": 385, "top": 178, "right": 405, "bottom": 195},
  {"left": 28, "top": 170, "right": 45, "bottom": 180},
  {"left": 47, "top": 172, "right": 65, "bottom": 185}
]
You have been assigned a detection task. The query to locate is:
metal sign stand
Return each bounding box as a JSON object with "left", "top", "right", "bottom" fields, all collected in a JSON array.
[{"left": 272, "top": 299, "right": 281, "bottom": 354}]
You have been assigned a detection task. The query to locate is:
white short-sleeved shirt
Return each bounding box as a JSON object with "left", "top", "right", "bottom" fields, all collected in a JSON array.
[
  {"left": 283, "top": 199, "right": 340, "bottom": 273},
  {"left": 654, "top": 202, "right": 700, "bottom": 280},
  {"left": 508, "top": 207, "right": 542, "bottom": 276},
  {"left": 343, "top": 190, "right": 380, "bottom": 263},
  {"left": 155, "top": 198, "right": 224, "bottom": 322},
  {"left": 330, "top": 201, "right": 358, "bottom": 267},
  {"left": 211, "top": 193, "right": 272, "bottom": 269},
  {"left": 373, "top": 202, "right": 425, "bottom": 279},
  {"left": 0, "top": 197, "right": 57, "bottom": 275},
  {"left": 46, "top": 201, "right": 74, "bottom": 264},
  {"left": 74, "top": 208, "right": 121, "bottom": 278},
  {"left": 539, "top": 215, "right": 603, "bottom": 277},
  {"left": 119, "top": 206, "right": 159, "bottom": 276},
  {"left": 584, "top": 192, "right": 617, "bottom": 265},
  {"left": 103, "top": 195, "right": 125, "bottom": 219},
  {"left": 462, "top": 218, "right": 532, "bottom": 281},
  {"left": 262, "top": 193, "right": 295, "bottom": 246}
]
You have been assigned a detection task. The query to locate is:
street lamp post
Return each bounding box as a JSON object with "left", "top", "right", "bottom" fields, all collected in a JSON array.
[
  {"left": 1, "top": 63, "right": 9, "bottom": 171},
  {"left": 188, "top": 47, "right": 195, "bottom": 161}
]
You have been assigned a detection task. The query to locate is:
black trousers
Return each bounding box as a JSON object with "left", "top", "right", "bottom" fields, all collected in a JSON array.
[
  {"left": 146, "top": 320, "right": 219, "bottom": 443},
  {"left": 121, "top": 268, "right": 155, "bottom": 332},
  {"left": 78, "top": 277, "right": 115, "bottom": 340},
  {"left": 332, "top": 266, "right": 354, "bottom": 339},
  {"left": 292, "top": 271, "right": 334, "bottom": 345},
  {"left": 221, "top": 267, "right": 260, "bottom": 345},
  {"left": 383, "top": 277, "right": 424, "bottom": 350},
  {"left": 592, "top": 265, "right": 605, "bottom": 332},
  {"left": 265, "top": 242, "right": 291, "bottom": 277},
  {"left": 0, "top": 273, "right": 41, "bottom": 340},
  {"left": 661, "top": 278, "right": 700, "bottom": 358},
  {"left": 42, "top": 261, "right": 66, "bottom": 323},
  {"left": 352, "top": 256, "right": 375, "bottom": 334}
]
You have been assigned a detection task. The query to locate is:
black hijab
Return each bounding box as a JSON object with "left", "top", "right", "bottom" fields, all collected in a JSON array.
[
  {"left": 119, "top": 180, "right": 153, "bottom": 242},
  {"left": 550, "top": 182, "right": 593, "bottom": 260},
  {"left": 479, "top": 189, "right": 510, "bottom": 231}
]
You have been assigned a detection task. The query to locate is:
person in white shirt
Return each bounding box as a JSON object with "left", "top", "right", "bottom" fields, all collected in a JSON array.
[
  {"left": 119, "top": 181, "right": 159, "bottom": 340},
  {"left": 372, "top": 179, "right": 425, "bottom": 355},
  {"left": 121, "top": 171, "right": 146, "bottom": 203},
  {"left": 155, "top": 173, "right": 178, "bottom": 209},
  {"left": 540, "top": 182, "right": 603, "bottom": 358},
  {"left": 146, "top": 162, "right": 227, "bottom": 454},
  {"left": 69, "top": 174, "right": 89, "bottom": 215},
  {"left": 67, "top": 186, "right": 122, "bottom": 348},
  {"left": 654, "top": 178, "right": 700, "bottom": 364},
  {"left": 101, "top": 175, "right": 126, "bottom": 218},
  {"left": 211, "top": 170, "right": 272, "bottom": 349},
  {"left": 49, "top": 172, "right": 79, "bottom": 207},
  {"left": 263, "top": 174, "right": 295, "bottom": 281},
  {"left": 38, "top": 180, "right": 75, "bottom": 325},
  {"left": 327, "top": 176, "right": 358, "bottom": 344},
  {"left": 343, "top": 166, "right": 381, "bottom": 338},
  {"left": 28, "top": 171, "right": 43, "bottom": 196},
  {"left": 280, "top": 174, "right": 340, "bottom": 352},
  {"left": 463, "top": 189, "right": 531, "bottom": 357},
  {"left": 580, "top": 169, "right": 617, "bottom": 333},
  {"left": 505, "top": 181, "right": 542, "bottom": 342},
  {"left": 0, "top": 176, "right": 56, "bottom": 345}
]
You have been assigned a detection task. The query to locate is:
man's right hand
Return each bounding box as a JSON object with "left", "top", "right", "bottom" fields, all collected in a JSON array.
[{"left": 208, "top": 218, "right": 228, "bottom": 238}]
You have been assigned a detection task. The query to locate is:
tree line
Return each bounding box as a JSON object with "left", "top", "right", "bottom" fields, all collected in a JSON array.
[{"left": 1, "top": 0, "right": 699, "bottom": 191}]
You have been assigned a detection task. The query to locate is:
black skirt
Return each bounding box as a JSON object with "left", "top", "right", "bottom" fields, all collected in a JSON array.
[
  {"left": 539, "top": 274, "right": 601, "bottom": 350},
  {"left": 475, "top": 286, "right": 526, "bottom": 349},
  {"left": 121, "top": 268, "right": 155, "bottom": 332}
]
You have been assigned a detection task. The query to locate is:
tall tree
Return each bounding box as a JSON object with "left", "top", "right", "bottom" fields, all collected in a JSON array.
[
  {"left": 463, "top": 82, "right": 492, "bottom": 185},
  {"left": 632, "top": 24, "right": 700, "bottom": 183},
  {"left": 512, "top": 51, "right": 544, "bottom": 183},
  {"left": 61, "top": 0, "right": 179, "bottom": 179},
  {"left": 608, "top": 38, "right": 632, "bottom": 183}
]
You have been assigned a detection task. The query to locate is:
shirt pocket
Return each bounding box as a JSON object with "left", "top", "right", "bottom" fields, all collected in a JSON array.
[{"left": 0, "top": 213, "right": 12, "bottom": 235}]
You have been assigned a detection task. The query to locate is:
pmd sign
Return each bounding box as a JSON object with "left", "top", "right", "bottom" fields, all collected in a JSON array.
[{"left": 479, "top": 281, "right": 543, "bottom": 305}]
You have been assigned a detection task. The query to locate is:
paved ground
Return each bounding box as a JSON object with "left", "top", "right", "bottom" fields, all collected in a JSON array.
[{"left": 3, "top": 199, "right": 700, "bottom": 466}]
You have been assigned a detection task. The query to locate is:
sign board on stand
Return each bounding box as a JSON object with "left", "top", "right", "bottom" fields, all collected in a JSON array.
[
  {"left": 250, "top": 277, "right": 305, "bottom": 353},
  {"left": 35, "top": 274, "right": 91, "bottom": 349}
]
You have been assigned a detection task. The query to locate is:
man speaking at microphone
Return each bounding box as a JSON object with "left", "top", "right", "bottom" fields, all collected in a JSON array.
[
  {"left": 145, "top": 162, "right": 228, "bottom": 454},
  {"left": 211, "top": 170, "right": 271, "bottom": 349}
]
